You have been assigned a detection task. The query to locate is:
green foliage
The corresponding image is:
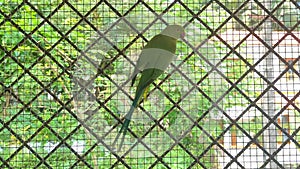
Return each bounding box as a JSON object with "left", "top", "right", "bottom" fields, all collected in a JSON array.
[{"left": 2, "top": 0, "right": 297, "bottom": 168}]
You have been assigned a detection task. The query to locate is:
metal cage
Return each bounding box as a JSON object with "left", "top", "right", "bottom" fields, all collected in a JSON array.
[{"left": 0, "top": 0, "right": 299, "bottom": 168}]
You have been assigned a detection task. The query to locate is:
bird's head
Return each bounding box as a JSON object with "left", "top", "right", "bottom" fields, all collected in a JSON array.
[{"left": 160, "top": 24, "right": 185, "bottom": 40}]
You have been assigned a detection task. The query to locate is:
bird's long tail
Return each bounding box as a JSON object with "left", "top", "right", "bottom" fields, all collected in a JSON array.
[
  {"left": 112, "top": 88, "right": 144, "bottom": 152},
  {"left": 112, "top": 105, "right": 135, "bottom": 152},
  {"left": 112, "top": 70, "right": 156, "bottom": 152}
]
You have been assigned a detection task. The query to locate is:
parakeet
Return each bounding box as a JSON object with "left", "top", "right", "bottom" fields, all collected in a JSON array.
[{"left": 112, "top": 25, "right": 185, "bottom": 151}]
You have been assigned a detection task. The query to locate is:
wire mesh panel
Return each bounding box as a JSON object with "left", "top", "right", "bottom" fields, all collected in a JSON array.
[{"left": 0, "top": 0, "right": 299, "bottom": 168}]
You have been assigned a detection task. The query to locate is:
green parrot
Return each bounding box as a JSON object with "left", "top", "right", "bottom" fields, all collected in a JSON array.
[{"left": 112, "top": 25, "right": 185, "bottom": 151}]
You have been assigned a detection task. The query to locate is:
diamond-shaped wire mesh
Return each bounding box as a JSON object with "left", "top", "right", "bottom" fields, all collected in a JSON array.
[{"left": 0, "top": 0, "right": 299, "bottom": 168}]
